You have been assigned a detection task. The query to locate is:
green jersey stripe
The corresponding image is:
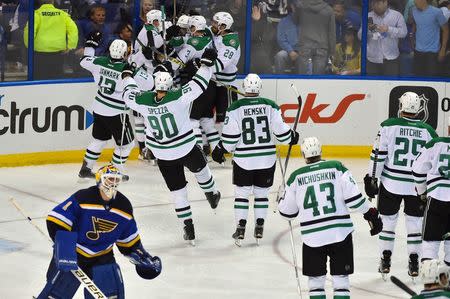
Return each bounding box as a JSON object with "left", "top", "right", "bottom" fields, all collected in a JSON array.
[
  {"left": 95, "top": 96, "right": 127, "bottom": 111},
  {"left": 427, "top": 183, "right": 450, "bottom": 194},
  {"left": 301, "top": 223, "right": 353, "bottom": 235},
  {"left": 234, "top": 205, "right": 249, "bottom": 209},
  {"left": 234, "top": 151, "right": 276, "bottom": 158},
  {"left": 348, "top": 198, "right": 366, "bottom": 209},
  {"left": 147, "top": 135, "right": 196, "bottom": 149},
  {"left": 381, "top": 171, "right": 415, "bottom": 183},
  {"left": 223, "top": 140, "right": 238, "bottom": 144},
  {"left": 194, "top": 74, "right": 208, "bottom": 87},
  {"left": 379, "top": 236, "right": 395, "bottom": 241}
]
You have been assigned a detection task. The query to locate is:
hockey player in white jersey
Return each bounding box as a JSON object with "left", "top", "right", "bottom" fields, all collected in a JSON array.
[
  {"left": 78, "top": 35, "right": 135, "bottom": 181},
  {"left": 413, "top": 259, "right": 450, "bottom": 299},
  {"left": 364, "top": 92, "right": 438, "bottom": 278},
  {"left": 122, "top": 49, "right": 221, "bottom": 244},
  {"left": 211, "top": 73, "right": 299, "bottom": 245},
  {"left": 133, "top": 9, "right": 164, "bottom": 70},
  {"left": 413, "top": 137, "right": 450, "bottom": 264},
  {"left": 279, "top": 137, "right": 382, "bottom": 299}
]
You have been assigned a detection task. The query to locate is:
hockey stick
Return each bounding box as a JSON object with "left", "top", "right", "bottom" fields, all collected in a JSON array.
[
  {"left": 275, "top": 83, "right": 302, "bottom": 206},
  {"left": 161, "top": 5, "right": 168, "bottom": 61},
  {"left": 390, "top": 276, "right": 417, "bottom": 296},
  {"left": 9, "top": 198, "right": 107, "bottom": 299},
  {"left": 368, "top": 132, "right": 381, "bottom": 202},
  {"left": 288, "top": 221, "right": 303, "bottom": 298}
]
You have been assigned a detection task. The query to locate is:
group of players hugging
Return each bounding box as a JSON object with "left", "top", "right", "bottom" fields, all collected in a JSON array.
[{"left": 34, "top": 7, "right": 450, "bottom": 299}]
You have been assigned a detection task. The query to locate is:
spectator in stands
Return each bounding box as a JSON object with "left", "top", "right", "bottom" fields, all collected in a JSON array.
[
  {"left": 399, "top": 0, "right": 416, "bottom": 76},
  {"left": 294, "top": 0, "right": 336, "bottom": 74},
  {"left": 274, "top": 2, "right": 299, "bottom": 73},
  {"left": 332, "top": 25, "right": 361, "bottom": 74},
  {"left": 250, "top": 1, "right": 273, "bottom": 73},
  {"left": 250, "top": 0, "right": 289, "bottom": 73},
  {"left": 439, "top": 0, "right": 450, "bottom": 20},
  {"left": 359, "top": 0, "right": 406, "bottom": 76},
  {"left": 412, "top": 0, "right": 448, "bottom": 77},
  {"left": 333, "top": 0, "right": 361, "bottom": 43},
  {"left": 138, "top": 0, "right": 155, "bottom": 32},
  {"left": 438, "top": 0, "right": 450, "bottom": 75},
  {"left": 78, "top": 5, "right": 112, "bottom": 56},
  {"left": 111, "top": 22, "right": 132, "bottom": 55},
  {"left": 23, "top": 0, "right": 78, "bottom": 80}
]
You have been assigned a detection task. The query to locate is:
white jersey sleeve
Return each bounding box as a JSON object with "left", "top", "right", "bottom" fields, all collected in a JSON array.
[
  {"left": 79, "top": 47, "right": 98, "bottom": 75},
  {"left": 340, "top": 170, "right": 370, "bottom": 213},
  {"left": 178, "top": 65, "right": 212, "bottom": 104},
  {"left": 413, "top": 137, "right": 450, "bottom": 201},
  {"left": 221, "top": 109, "right": 241, "bottom": 153},
  {"left": 133, "top": 67, "right": 154, "bottom": 91}
]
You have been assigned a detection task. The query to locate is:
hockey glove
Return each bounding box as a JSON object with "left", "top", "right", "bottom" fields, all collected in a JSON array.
[
  {"left": 142, "top": 46, "right": 153, "bottom": 60},
  {"left": 289, "top": 130, "right": 300, "bottom": 146},
  {"left": 200, "top": 48, "right": 218, "bottom": 67},
  {"left": 85, "top": 30, "right": 102, "bottom": 48},
  {"left": 211, "top": 141, "right": 228, "bottom": 164},
  {"left": 166, "top": 25, "right": 182, "bottom": 40},
  {"left": 154, "top": 60, "right": 173, "bottom": 75},
  {"left": 363, "top": 174, "right": 379, "bottom": 198},
  {"left": 363, "top": 207, "right": 383, "bottom": 236},
  {"left": 121, "top": 62, "right": 136, "bottom": 79},
  {"left": 54, "top": 231, "right": 78, "bottom": 272},
  {"left": 127, "top": 245, "right": 161, "bottom": 269}
]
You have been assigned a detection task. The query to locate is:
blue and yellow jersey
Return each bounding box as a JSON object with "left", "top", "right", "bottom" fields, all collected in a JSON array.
[{"left": 46, "top": 186, "right": 141, "bottom": 260}]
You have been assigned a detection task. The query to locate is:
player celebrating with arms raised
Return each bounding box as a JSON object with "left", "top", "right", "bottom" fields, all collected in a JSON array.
[
  {"left": 122, "top": 49, "right": 220, "bottom": 245},
  {"left": 36, "top": 165, "right": 161, "bottom": 299}
]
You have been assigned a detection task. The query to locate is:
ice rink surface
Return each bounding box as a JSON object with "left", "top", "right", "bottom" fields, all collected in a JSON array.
[{"left": 0, "top": 157, "right": 432, "bottom": 298}]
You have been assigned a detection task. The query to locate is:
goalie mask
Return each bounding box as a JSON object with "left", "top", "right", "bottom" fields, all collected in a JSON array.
[
  {"left": 95, "top": 165, "right": 122, "bottom": 200},
  {"left": 420, "top": 259, "right": 450, "bottom": 286},
  {"left": 301, "top": 137, "right": 322, "bottom": 159},
  {"left": 399, "top": 92, "right": 421, "bottom": 114}
]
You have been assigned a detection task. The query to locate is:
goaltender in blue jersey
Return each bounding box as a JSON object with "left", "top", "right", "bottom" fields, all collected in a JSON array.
[{"left": 36, "top": 165, "right": 161, "bottom": 299}]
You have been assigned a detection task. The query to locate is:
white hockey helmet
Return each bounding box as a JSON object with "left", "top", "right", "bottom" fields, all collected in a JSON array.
[
  {"left": 420, "top": 259, "right": 450, "bottom": 286},
  {"left": 146, "top": 9, "right": 162, "bottom": 25},
  {"left": 243, "top": 73, "right": 262, "bottom": 94},
  {"left": 95, "top": 165, "right": 122, "bottom": 200},
  {"left": 154, "top": 71, "right": 173, "bottom": 91},
  {"left": 109, "top": 39, "right": 128, "bottom": 60},
  {"left": 399, "top": 91, "right": 421, "bottom": 114},
  {"left": 189, "top": 15, "right": 207, "bottom": 32},
  {"left": 301, "top": 137, "right": 322, "bottom": 159},
  {"left": 213, "top": 12, "right": 234, "bottom": 30},
  {"left": 177, "top": 15, "right": 191, "bottom": 29}
]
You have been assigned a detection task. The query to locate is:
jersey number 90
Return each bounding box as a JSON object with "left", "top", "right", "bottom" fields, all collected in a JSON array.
[{"left": 148, "top": 113, "right": 179, "bottom": 140}]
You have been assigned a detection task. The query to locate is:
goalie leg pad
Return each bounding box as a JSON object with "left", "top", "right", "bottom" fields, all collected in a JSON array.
[
  {"left": 37, "top": 260, "right": 80, "bottom": 299},
  {"left": 378, "top": 213, "right": 399, "bottom": 256},
  {"left": 84, "top": 263, "right": 124, "bottom": 299},
  {"left": 308, "top": 275, "right": 326, "bottom": 298}
]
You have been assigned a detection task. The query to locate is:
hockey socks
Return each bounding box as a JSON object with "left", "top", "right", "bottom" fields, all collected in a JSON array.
[
  {"left": 111, "top": 142, "right": 134, "bottom": 172},
  {"left": 84, "top": 139, "right": 107, "bottom": 169},
  {"left": 234, "top": 198, "right": 249, "bottom": 224},
  {"left": 171, "top": 187, "right": 193, "bottom": 224},
  {"left": 134, "top": 115, "right": 145, "bottom": 143},
  {"left": 254, "top": 198, "right": 269, "bottom": 221},
  {"left": 379, "top": 213, "right": 398, "bottom": 256},
  {"left": 194, "top": 166, "right": 217, "bottom": 193},
  {"left": 406, "top": 215, "right": 422, "bottom": 256}
]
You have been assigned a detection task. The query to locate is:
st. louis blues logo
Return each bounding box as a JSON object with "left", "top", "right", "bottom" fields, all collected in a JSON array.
[
  {"left": 86, "top": 217, "right": 118, "bottom": 240},
  {"left": 397, "top": 94, "right": 430, "bottom": 123}
]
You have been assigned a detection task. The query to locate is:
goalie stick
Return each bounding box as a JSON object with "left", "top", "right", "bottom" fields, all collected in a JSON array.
[
  {"left": 390, "top": 275, "right": 417, "bottom": 296},
  {"left": 10, "top": 198, "right": 107, "bottom": 299}
]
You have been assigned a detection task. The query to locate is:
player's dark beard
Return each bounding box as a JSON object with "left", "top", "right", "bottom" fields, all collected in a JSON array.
[{"left": 211, "top": 26, "right": 219, "bottom": 35}]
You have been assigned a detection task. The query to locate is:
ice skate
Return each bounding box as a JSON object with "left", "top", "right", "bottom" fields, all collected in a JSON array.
[
  {"left": 232, "top": 220, "right": 246, "bottom": 247},
  {"left": 408, "top": 253, "right": 419, "bottom": 280},
  {"left": 254, "top": 218, "right": 264, "bottom": 246},
  {"left": 78, "top": 160, "right": 95, "bottom": 179},
  {"left": 183, "top": 219, "right": 195, "bottom": 246},
  {"left": 379, "top": 250, "right": 392, "bottom": 281},
  {"left": 205, "top": 191, "right": 221, "bottom": 209}
]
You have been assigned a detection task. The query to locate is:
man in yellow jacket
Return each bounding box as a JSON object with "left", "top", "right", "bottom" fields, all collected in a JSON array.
[{"left": 24, "top": 0, "right": 78, "bottom": 80}]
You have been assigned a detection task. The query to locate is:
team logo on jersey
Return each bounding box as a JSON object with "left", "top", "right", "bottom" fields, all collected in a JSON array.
[
  {"left": 229, "top": 39, "right": 236, "bottom": 46},
  {"left": 191, "top": 38, "right": 199, "bottom": 46},
  {"left": 86, "top": 217, "right": 118, "bottom": 240},
  {"left": 389, "top": 86, "right": 438, "bottom": 129}
]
